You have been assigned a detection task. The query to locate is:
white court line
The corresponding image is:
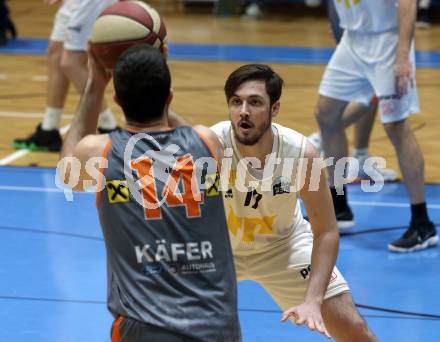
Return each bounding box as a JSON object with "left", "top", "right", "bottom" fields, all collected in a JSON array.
[
  {"left": 0, "top": 185, "right": 92, "bottom": 195},
  {"left": 0, "top": 185, "right": 63, "bottom": 193},
  {"left": 0, "top": 124, "right": 70, "bottom": 166},
  {"left": 0, "top": 111, "right": 73, "bottom": 119},
  {"left": 31, "top": 75, "right": 48, "bottom": 82}
]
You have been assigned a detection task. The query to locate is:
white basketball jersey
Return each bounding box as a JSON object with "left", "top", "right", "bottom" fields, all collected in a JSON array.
[
  {"left": 334, "top": 0, "right": 398, "bottom": 33},
  {"left": 211, "top": 121, "right": 308, "bottom": 255}
]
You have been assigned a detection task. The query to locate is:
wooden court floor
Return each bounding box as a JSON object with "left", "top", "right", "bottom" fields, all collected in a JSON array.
[{"left": 1, "top": 0, "right": 440, "bottom": 182}]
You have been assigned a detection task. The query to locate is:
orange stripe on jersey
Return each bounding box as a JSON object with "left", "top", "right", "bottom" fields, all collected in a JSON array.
[
  {"left": 96, "top": 139, "right": 113, "bottom": 209},
  {"left": 111, "top": 315, "right": 124, "bottom": 342},
  {"left": 193, "top": 127, "right": 219, "bottom": 165}
]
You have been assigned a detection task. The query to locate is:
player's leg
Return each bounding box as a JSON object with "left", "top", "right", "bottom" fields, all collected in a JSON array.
[
  {"left": 369, "top": 40, "right": 437, "bottom": 252},
  {"left": 251, "top": 223, "right": 375, "bottom": 341},
  {"left": 12, "top": 2, "right": 72, "bottom": 151},
  {"left": 315, "top": 34, "right": 374, "bottom": 229},
  {"left": 321, "top": 292, "right": 376, "bottom": 341},
  {"left": 342, "top": 100, "right": 398, "bottom": 182},
  {"left": 61, "top": 0, "right": 118, "bottom": 132},
  {"left": 384, "top": 118, "right": 438, "bottom": 251}
]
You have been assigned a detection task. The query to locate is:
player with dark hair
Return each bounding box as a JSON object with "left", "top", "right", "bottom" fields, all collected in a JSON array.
[
  {"left": 170, "top": 63, "right": 376, "bottom": 341},
  {"left": 58, "top": 44, "right": 241, "bottom": 341}
]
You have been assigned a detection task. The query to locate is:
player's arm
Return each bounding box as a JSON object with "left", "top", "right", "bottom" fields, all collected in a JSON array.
[
  {"left": 395, "top": 0, "right": 417, "bottom": 96},
  {"left": 282, "top": 140, "right": 337, "bottom": 339},
  {"left": 58, "top": 47, "right": 111, "bottom": 191}
]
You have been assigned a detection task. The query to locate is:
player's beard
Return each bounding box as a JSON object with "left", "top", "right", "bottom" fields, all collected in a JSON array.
[{"left": 232, "top": 114, "right": 272, "bottom": 146}]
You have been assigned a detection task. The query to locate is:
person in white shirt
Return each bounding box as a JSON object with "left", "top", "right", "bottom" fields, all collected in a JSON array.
[
  {"left": 315, "top": 0, "right": 437, "bottom": 252},
  {"left": 210, "top": 64, "right": 376, "bottom": 341}
]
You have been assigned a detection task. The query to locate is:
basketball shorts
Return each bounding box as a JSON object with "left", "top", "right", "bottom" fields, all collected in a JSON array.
[
  {"left": 234, "top": 220, "right": 350, "bottom": 311},
  {"left": 50, "top": 0, "right": 116, "bottom": 51},
  {"left": 319, "top": 30, "right": 420, "bottom": 124},
  {"left": 111, "top": 316, "right": 201, "bottom": 342}
]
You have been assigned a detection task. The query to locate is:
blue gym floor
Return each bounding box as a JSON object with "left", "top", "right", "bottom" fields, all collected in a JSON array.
[{"left": 1, "top": 166, "right": 439, "bottom": 341}]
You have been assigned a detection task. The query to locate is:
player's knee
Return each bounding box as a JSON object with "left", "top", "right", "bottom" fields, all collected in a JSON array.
[
  {"left": 60, "top": 52, "right": 86, "bottom": 78},
  {"left": 47, "top": 41, "right": 63, "bottom": 65},
  {"left": 315, "top": 97, "right": 342, "bottom": 129},
  {"left": 383, "top": 119, "right": 408, "bottom": 143}
]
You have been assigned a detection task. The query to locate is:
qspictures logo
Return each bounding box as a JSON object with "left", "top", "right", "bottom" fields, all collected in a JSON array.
[{"left": 55, "top": 132, "right": 387, "bottom": 204}]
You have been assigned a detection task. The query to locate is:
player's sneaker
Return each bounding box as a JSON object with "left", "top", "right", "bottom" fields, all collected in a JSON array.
[
  {"left": 13, "top": 124, "right": 62, "bottom": 152},
  {"left": 336, "top": 206, "right": 355, "bottom": 231},
  {"left": 388, "top": 221, "right": 438, "bottom": 253},
  {"left": 348, "top": 154, "right": 397, "bottom": 182}
]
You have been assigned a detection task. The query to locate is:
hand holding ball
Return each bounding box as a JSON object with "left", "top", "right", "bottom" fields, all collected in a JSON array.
[{"left": 90, "top": 1, "right": 167, "bottom": 70}]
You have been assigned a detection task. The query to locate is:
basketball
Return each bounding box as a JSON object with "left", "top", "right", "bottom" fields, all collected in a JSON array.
[{"left": 89, "top": 1, "right": 167, "bottom": 70}]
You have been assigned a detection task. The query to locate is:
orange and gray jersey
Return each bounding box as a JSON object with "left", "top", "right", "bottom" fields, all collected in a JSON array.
[{"left": 97, "top": 127, "right": 241, "bottom": 342}]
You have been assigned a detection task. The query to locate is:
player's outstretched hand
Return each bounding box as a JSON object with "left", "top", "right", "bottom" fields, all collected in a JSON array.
[
  {"left": 87, "top": 43, "right": 112, "bottom": 91},
  {"left": 281, "top": 301, "right": 331, "bottom": 339}
]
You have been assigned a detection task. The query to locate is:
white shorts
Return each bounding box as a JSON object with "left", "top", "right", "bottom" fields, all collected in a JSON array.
[
  {"left": 234, "top": 221, "right": 349, "bottom": 310},
  {"left": 319, "top": 30, "right": 420, "bottom": 124},
  {"left": 50, "top": 0, "right": 117, "bottom": 51}
]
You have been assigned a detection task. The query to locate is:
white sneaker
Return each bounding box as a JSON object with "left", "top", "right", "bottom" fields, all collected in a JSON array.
[
  {"left": 243, "top": 3, "right": 262, "bottom": 18},
  {"left": 348, "top": 154, "right": 397, "bottom": 182},
  {"left": 305, "top": 0, "right": 322, "bottom": 7}
]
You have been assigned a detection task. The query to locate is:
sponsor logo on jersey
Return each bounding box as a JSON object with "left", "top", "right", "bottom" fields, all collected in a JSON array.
[
  {"left": 227, "top": 207, "right": 274, "bottom": 242},
  {"left": 106, "top": 180, "right": 130, "bottom": 203},
  {"left": 225, "top": 188, "right": 234, "bottom": 199},
  {"left": 136, "top": 240, "right": 216, "bottom": 275},
  {"left": 272, "top": 176, "right": 291, "bottom": 196},
  {"left": 201, "top": 173, "right": 220, "bottom": 197}
]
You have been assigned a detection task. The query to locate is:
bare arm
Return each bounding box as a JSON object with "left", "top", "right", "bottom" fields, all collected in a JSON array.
[
  {"left": 281, "top": 140, "right": 338, "bottom": 339},
  {"left": 300, "top": 141, "right": 339, "bottom": 304},
  {"left": 58, "top": 49, "right": 111, "bottom": 191},
  {"left": 395, "top": 0, "right": 417, "bottom": 96}
]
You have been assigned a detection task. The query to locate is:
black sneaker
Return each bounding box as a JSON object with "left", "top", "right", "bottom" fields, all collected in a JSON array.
[
  {"left": 98, "top": 126, "right": 120, "bottom": 134},
  {"left": 336, "top": 206, "right": 355, "bottom": 231},
  {"left": 388, "top": 221, "right": 438, "bottom": 253},
  {"left": 13, "top": 124, "right": 62, "bottom": 152},
  {"left": 416, "top": 8, "right": 430, "bottom": 29}
]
